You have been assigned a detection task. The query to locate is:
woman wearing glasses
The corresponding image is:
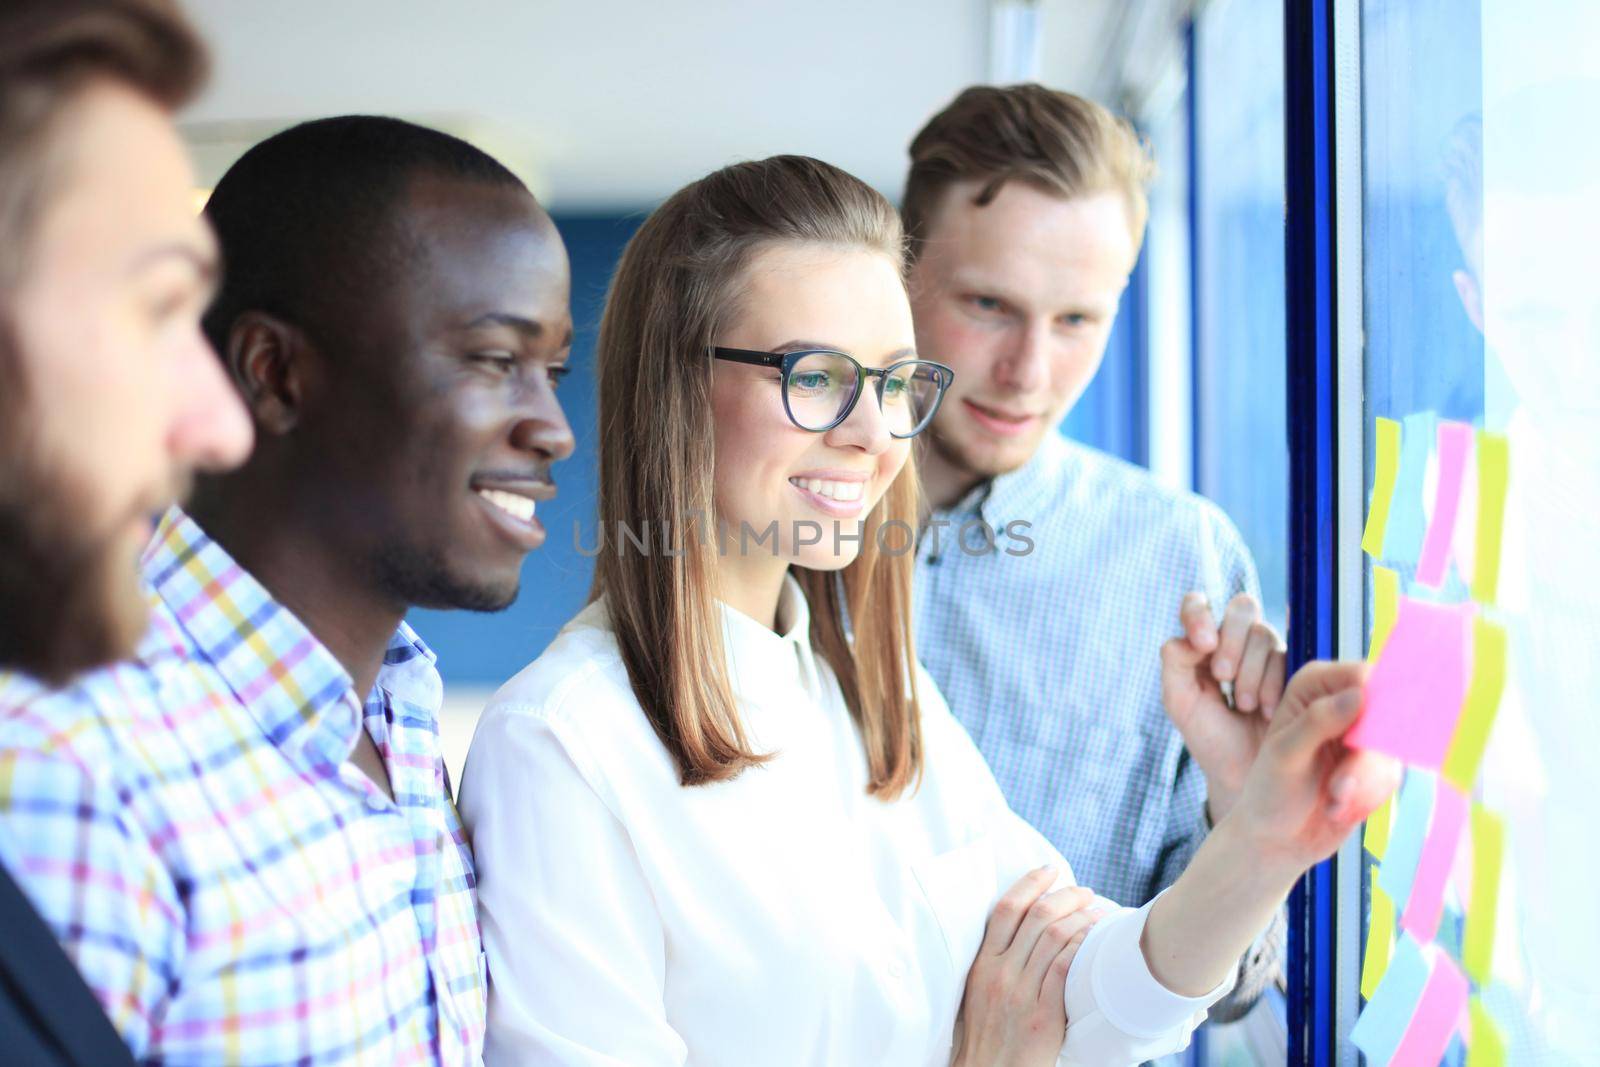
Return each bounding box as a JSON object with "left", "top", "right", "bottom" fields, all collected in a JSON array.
[{"left": 459, "top": 156, "right": 1394, "bottom": 1066}]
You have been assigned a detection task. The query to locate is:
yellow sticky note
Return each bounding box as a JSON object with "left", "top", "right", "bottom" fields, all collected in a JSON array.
[
  {"left": 1464, "top": 806, "right": 1506, "bottom": 986},
  {"left": 1368, "top": 565, "right": 1400, "bottom": 664},
  {"left": 1360, "top": 865, "right": 1395, "bottom": 1000},
  {"left": 1362, "top": 418, "right": 1402, "bottom": 558},
  {"left": 1472, "top": 432, "right": 1510, "bottom": 605},
  {"left": 1364, "top": 795, "right": 1393, "bottom": 859},
  {"left": 1468, "top": 996, "right": 1507, "bottom": 1067},
  {"left": 1443, "top": 617, "right": 1508, "bottom": 791}
]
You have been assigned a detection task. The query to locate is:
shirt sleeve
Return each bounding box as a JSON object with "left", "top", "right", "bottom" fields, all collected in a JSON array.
[
  {"left": 1151, "top": 751, "right": 1210, "bottom": 900},
  {"left": 0, "top": 741, "right": 184, "bottom": 1058},
  {"left": 915, "top": 666, "right": 1234, "bottom": 1067},
  {"left": 459, "top": 702, "right": 688, "bottom": 1067},
  {"left": 1207, "top": 501, "right": 1263, "bottom": 605},
  {"left": 1056, "top": 892, "right": 1236, "bottom": 1066}
]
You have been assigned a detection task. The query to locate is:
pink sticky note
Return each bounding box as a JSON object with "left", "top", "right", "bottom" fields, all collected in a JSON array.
[
  {"left": 1415, "top": 421, "right": 1474, "bottom": 588},
  {"left": 1390, "top": 950, "right": 1467, "bottom": 1066},
  {"left": 1399, "top": 778, "right": 1468, "bottom": 940},
  {"left": 1348, "top": 596, "right": 1475, "bottom": 767}
]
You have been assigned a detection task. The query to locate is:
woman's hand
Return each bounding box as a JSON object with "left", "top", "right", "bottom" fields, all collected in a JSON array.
[
  {"left": 1140, "top": 660, "right": 1402, "bottom": 999},
  {"left": 1228, "top": 659, "right": 1401, "bottom": 871},
  {"left": 951, "top": 866, "right": 1106, "bottom": 1067}
]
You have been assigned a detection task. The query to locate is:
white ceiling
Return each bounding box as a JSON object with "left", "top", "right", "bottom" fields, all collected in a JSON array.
[{"left": 180, "top": 0, "right": 1132, "bottom": 211}]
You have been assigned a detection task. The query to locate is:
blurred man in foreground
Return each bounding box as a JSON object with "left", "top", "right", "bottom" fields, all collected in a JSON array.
[{"left": 0, "top": 2, "right": 249, "bottom": 1063}]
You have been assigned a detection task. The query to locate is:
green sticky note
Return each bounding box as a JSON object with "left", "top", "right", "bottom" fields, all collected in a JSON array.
[
  {"left": 1365, "top": 795, "right": 1393, "bottom": 860},
  {"left": 1464, "top": 807, "right": 1505, "bottom": 986},
  {"left": 1468, "top": 996, "right": 1507, "bottom": 1067},
  {"left": 1443, "top": 617, "right": 1508, "bottom": 791},
  {"left": 1363, "top": 418, "right": 1403, "bottom": 558},
  {"left": 1472, "top": 432, "right": 1510, "bottom": 605},
  {"left": 1361, "top": 865, "right": 1395, "bottom": 1000},
  {"left": 1368, "top": 565, "right": 1400, "bottom": 663}
]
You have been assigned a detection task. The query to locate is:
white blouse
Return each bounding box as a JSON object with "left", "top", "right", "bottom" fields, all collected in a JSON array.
[{"left": 459, "top": 576, "right": 1232, "bottom": 1067}]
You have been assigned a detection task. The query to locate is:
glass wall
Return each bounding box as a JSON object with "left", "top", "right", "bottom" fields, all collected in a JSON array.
[
  {"left": 1188, "top": 4, "right": 1291, "bottom": 1061},
  {"left": 1355, "top": 1, "right": 1600, "bottom": 1063},
  {"left": 1140, "top": 66, "right": 1194, "bottom": 494},
  {"left": 1192, "top": 0, "right": 1289, "bottom": 631}
]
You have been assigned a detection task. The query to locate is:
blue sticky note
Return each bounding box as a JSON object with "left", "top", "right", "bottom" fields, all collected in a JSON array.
[
  {"left": 1379, "top": 769, "right": 1436, "bottom": 910},
  {"left": 1385, "top": 411, "right": 1437, "bottom": 565},
  {"left": 1437, "top": 902, "right": 1464, "bottom": 963},
  {"left": 1352, "top": 933, "right": 1431, "bottom": 1065},
  {"left": 1444, "top": 1031, "right": 1467, "bottom": 1067}
]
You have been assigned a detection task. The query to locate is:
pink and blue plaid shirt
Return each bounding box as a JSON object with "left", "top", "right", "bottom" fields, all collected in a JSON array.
[{"left": 0, "top": 508, "right": 486, "bottom": 1065}]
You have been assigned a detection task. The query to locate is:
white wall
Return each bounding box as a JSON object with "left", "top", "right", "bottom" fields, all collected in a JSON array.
[{"left": 181, "top": 0, "right": 1125, "bottom": 209}]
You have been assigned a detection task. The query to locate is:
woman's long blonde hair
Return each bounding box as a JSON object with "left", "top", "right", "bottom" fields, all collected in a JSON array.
[{"left": 592, "top": 155, "right": 925, "bottom": 799}]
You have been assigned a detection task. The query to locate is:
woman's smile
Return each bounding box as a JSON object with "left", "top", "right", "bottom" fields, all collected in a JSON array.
[{"left": 787, "top": 469, "right": 873, "bottom": 517}]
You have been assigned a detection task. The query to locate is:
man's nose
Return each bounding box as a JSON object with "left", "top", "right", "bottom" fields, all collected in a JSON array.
[
  {"left": 169, "top": 330, "right": 253, "bottom": 472},
  {"left": 994, "top": 324, "right": 1051, "bottom": 394},
  {"left": 511, "top": 392, "right": 577, "bottom": 462}
]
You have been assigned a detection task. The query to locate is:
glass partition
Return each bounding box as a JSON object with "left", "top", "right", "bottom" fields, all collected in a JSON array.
[{"left": 1355, "top": 2, "right": 1600, "bottom": 1062}]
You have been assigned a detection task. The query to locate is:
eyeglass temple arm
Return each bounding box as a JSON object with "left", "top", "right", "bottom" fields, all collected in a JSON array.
[{"left": 709, "top": 347, "right": 785, "bottom": 368}]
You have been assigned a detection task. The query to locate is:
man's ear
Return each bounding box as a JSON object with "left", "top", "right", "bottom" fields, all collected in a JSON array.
[{"left": 224, "top": 312, "right": 311, "bottom": 435}]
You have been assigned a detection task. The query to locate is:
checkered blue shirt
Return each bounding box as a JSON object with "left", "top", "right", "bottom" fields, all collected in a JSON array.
[
  {"left": 914, "top": 433, "right": 1259, "bottom": 910},
  {"left": 0, "top": 507, "right": 485, "bottom": 1064}
]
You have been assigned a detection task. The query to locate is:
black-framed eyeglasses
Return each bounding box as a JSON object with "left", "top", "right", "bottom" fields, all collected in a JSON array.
[{"left": 710, "top": 347, "right": 954, "bottom": 439}]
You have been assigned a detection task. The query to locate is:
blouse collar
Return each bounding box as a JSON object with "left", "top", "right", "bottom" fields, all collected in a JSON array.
[{"left": 719, "top": 571, "right": 824, "bottom": 701}]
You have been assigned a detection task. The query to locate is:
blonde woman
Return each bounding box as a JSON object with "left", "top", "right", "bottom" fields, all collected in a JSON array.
[{"left": 458, "top": 156, "right": 1395, "bottom": 1066}]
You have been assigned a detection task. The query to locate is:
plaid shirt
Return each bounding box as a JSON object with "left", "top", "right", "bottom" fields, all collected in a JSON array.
[
  {"left": 914, "top": 432, "right": 1260, "bottom": 909},
  {"left": 0, "top": 508, "right": 485, "bottom": 1065}
]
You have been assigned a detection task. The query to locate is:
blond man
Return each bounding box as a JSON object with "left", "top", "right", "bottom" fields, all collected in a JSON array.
[{"left": 905, "top": 85, "right": 1282, "bottom": 1023}]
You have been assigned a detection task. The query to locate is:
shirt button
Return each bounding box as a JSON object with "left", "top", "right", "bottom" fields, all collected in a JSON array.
[
  {"left": 365, "top": 792, "right": 389, "bottom": 813},
  {"left": 887, "top": 958, "right": 906, "bottom": 979}
]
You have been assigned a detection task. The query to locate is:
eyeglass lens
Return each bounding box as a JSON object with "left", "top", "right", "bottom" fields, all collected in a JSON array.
[{"left": 786, "top": 352, "right": 943, "bottom": 436}]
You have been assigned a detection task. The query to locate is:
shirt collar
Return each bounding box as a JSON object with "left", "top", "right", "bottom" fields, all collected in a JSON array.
[
  {"left": 0, "top": 670, "right": 46, "bottom": 707},
  {"left": 938, "top": 430, "right": 1073, "bottom": 525},
  {"left": 378, "top": 622, "right": 440, "bottom": 704},
  {"left": 368, "top": 622, "right": 443, "bottom": 736},
  {"left": 141, "top": 506, "right": 363, "bottom": 765},
  {"left": 719, "top": 572, "right": 822, "bottom": 700}
]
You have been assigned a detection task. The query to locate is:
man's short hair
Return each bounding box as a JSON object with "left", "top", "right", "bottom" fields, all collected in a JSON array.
[
  {"left": 902, "top": 83, "right": 1155, "bottom": 258},
  {"left": 0, "top": 1, "right": 207, "bottom": 682},
  {"left": 0, "top": 0, "right": 206, "bottom": 294},
  {"left": 201, "top": 115, "right": 529, "bottom": 358},
  {"left": 0, "top": 0, "right": 206, "bottom": 461}
]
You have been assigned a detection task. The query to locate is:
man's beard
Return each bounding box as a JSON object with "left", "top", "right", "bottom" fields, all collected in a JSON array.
[
  {"left": 0, "top": 456, "right": 154, "bottom": 687},
  {"left": 369, "top": 536, "right": 520, "bottom": 615}
]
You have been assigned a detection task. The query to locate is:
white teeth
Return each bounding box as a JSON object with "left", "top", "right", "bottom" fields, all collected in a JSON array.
[
  {"left": 477, "top": 488, "right": 536, "bottom": 524},
  {"left": 789, "top": 478, "right": 865, "bottom": 502}
]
